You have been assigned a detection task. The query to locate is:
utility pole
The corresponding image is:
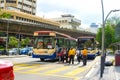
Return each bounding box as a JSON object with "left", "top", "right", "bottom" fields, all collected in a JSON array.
[
  {"left": 6, "top": 19, "right": 9, "bottom": 55},
  {"left": 100, "top": 0, "right": 120, "bottom": 77}
]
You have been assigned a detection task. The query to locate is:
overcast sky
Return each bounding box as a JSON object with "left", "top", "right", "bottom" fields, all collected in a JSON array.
[{"left": 36, "top": 0, "right": 120, "bottom": 28}]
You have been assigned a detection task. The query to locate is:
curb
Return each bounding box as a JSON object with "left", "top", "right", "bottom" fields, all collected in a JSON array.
[
  {"left": 0, "top": 55, "right": 27, "bottom": 58},
  {"left": 81, "top": 56, "right": 100, "bottom": 79}
]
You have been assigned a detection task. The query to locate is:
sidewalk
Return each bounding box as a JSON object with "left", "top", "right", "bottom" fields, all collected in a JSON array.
[
  {"left": 0, "top": 55, "right": 27, "bottom": 58},
  {"left": 82, "top": 54, "right": 120, "bottom": 80}
]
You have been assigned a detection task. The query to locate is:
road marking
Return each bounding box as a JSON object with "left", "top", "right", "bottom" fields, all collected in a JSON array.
[
  {"left": 14, "top": 64, "right": 40, "bottom": 71},
  {"left": 14, "top": 62, "right": 92, "bottom": 79},
  {"left": 44, "top": 66, "right": 71, "bottom": 74},
  {"left": 26, "top": 66, "right": 54, "bottom": 73},
  {"left": 64, "top": 66, "right": 87, "bottom": 76},
  {"left": 18, "top": 71, "right": 81, "bottom": 80},
  {"left": 14, "top": 63, "right": 28, "bottom": 66}
]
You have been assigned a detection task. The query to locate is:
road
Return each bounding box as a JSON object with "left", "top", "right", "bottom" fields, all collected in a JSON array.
[{"left": 0, "top": 55, "right": 99, "bottom": 80}]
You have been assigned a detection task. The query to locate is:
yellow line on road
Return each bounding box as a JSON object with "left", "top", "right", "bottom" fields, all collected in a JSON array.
[
  {"left": 44, "top": 66, "right": 71, "bottom": 74},
  {"left": 14, "top": 63, "right": 28, "bottom": 66},
  {"left": 14, "top": 64, "right": 40, "bottom": 71},
  {"left": 64, "top": 66, "right": 87, "bottom": 76},
  {"left": 27, "top": 66, "right": 54, "bottom": 73},
  {"left": 19, "top": 71, "right": 81, "bottom": 80}
]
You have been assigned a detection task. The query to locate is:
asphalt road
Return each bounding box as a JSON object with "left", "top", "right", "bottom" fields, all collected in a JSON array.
[{"left": 0, "top": 55, "right": 98, "bottom": 80}]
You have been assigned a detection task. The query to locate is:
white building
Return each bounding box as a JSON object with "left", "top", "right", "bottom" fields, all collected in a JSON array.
[
  {"left": 51, "top": 14, "right": 81, "bottom": 30},
  {"left": 85, "top": 23, "right": 99, "bottom": 33}
]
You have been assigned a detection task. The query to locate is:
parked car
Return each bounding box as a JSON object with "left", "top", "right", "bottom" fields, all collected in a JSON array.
[
  {"left": 28, "top": 50, "right": 33, "bottom": 56},
  {"left": 0, "top": 50, "right": 4, "bottom": 55},
  {"left": 8, "top": 48, "right": 19, "bottom": 55},
  {"left": 20, "top": 47, "right": 33, "bottom": 55},
  {"left": 0, "top": 50, "right": 8, "bottom": 55},
  {"left": 0, "top": 60, "right": 14, "bottom": 80}
]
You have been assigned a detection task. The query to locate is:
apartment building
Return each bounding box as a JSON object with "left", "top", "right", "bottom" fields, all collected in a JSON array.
[
  {"left": 0, "top": 0, "right": 36, "bottom": 15},
  {"left": 0, "top": 0, "right": 59, "bottom": 27}
]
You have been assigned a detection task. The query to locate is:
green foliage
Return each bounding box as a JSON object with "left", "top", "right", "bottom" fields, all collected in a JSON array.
[
  {"left": 105, "top": 24, "right": 115, "bottom": 48},
  {"left": 96, "top": 21, "right": 116, "bottom": 48},
  {"left": 96, "top": 28, "right": 102, "bottom": 47},
  {"left": 0, "top": 9, "right": 11, "bottom": 18},
  {"left": 115, "top": 23, "right": 120, "bottom": 40},
  {"left": 0, "top": 12, "right": 11, "bottom": 18},
  {"left": 8, "top": 36, "right": 18, "bottom": 48},
  {"left": 21, "top": 37, "right": 30, "bottom": 47},
  {"left": 8, "top": 36, "right": 31, "bottom": 48},
  {"left": 96, "top": 16, "right": 120, "bottom": 48}
]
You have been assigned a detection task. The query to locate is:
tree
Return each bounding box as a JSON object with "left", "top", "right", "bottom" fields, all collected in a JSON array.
[
  {"left": 105, "top": 24, "right": 115, "bottom": 48},
  {"left": 115, "top": 22, "right": 120, "bottom": 41},
  {"left": 21, "top": 37, "right": 30, "bottom": 47},
  {"left": 96, "top": 22, "right": 115, "bottom": 48},
  {"left": 8, "top": 36, "right": 18, "bottom": 48},
  {"left": 96, "top": 28, "right": 102, "bottom": 48},
  {"left": 96, "top": 16, "right": 120, "bottom": 49}
]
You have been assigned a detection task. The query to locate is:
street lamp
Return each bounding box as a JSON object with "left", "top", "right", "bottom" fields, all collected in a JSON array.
[
  {"left": 100, "top": 0, "right": 120, "bottom": 78},
  {"left": 104, "top": 9, "right": 120, "bottom": 25},
  {"left": 6, "top": 19, "right": 9, "bottom": 55}
]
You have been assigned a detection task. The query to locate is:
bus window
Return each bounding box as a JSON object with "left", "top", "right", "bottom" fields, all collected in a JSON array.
[
  {"left": 43, "top": 37, "right": 55, "bottom": 49},
  {"left": 58, "top": 38, "right": 64, "bottom": 47}
]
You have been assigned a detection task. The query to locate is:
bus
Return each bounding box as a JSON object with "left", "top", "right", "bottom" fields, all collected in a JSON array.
[
  {"left": 77, "top": 36, "right": 95, "bottom": 50},
  {"left": 32, "top": 31, "right": 76, "bottom": 61},
  {"left": 77, "top": 36, "right": 97, "bottom": 59}
]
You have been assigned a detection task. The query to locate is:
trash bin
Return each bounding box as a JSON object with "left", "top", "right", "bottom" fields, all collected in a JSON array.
[{"left": 115, "top": 50, "right": 120, "bottom": 66}]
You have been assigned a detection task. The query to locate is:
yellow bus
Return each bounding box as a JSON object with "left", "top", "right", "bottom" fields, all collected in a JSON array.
[{"left": 32, "top": 31, "right": 76, "bottom": 61}]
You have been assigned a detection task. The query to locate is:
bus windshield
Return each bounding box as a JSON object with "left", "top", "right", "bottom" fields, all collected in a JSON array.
[{"left": 34, "top": 36, "right": 55, "bottom": 49}]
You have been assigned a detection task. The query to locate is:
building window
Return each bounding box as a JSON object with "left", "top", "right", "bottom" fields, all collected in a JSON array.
[
  {"left": 6, "top": 0, "right": 16, "bottom": 3},
  {"left": 1, "top": 0, "right": 4, "bottom": 3}
]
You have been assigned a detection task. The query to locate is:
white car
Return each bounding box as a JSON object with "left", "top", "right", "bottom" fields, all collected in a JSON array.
[{"left": 8, "top": 48, "right": 18, "bottom": 55}]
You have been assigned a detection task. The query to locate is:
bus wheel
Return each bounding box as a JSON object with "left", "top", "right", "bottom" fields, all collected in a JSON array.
[{"left": 40, "top": 58, "right": 45, "bottom": 61}]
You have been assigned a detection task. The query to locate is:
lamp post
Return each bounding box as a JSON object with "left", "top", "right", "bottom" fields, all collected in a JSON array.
[
  {"left": 100, "top": 0, "right": 120, "bottom": 78},
  {"left": 6, "top": 19, "right": 9, "bottom": 55}
]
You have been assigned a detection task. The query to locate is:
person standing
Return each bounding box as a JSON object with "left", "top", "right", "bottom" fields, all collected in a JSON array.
[
  {"left": 76, "top": 48, "right": 81, "bottom": 64},
  {"left": 57, "top": 48, "right": 62, "bottom": 63},
  {"left": 60, "top": 48, "right": 66, "bottom": 63},
  {"left": 82, "top": 47, "right": 88, "bottom": 65},
  {"left": 68, "top": 47, "right": 76, "bottom": 64}
]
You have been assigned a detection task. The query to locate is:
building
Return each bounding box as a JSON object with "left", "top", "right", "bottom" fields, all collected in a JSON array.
[
  {"left": 0, "top": 0, "right": 60, "bottom": 48},
  {"left": 51, "top": 14, "right": 81, "bottom": 30},
  {"left": 90, "top": 23, "right": 98, "bottom": 28},
  {"left": 85, "top": 23, "right": 99, "bottom": 33},
  {"left": 0, "top": 0, "right": 36, "bottom": 15},
  {"left": 0, "top": 0, "right": 59, "bottom": 27}
]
